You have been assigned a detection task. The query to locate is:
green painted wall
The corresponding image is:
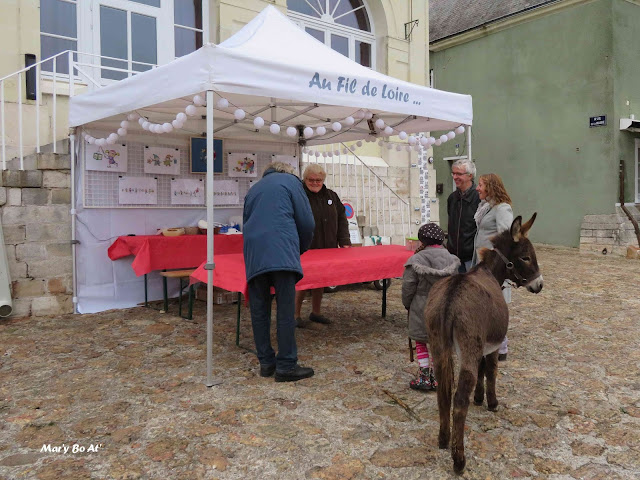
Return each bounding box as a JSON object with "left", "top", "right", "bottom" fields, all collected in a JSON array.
[
  {"left": 613, "top": 0, "right": 640, "bottom": 202},
  {"left": 430, "top": 0, "right": 640, "bottom": 247}
]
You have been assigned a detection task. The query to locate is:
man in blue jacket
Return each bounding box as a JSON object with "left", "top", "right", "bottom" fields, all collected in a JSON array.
[{"left": 243, "top": 161, "right": 316, "bottom": 382}]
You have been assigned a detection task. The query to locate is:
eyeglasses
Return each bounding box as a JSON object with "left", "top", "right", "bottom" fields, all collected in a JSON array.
[
  {"left": 306, "top": 178, "right": 324, "bottom": 184},
  {"left": 451, "top": 172, "right": 470, "bottom": 177}
]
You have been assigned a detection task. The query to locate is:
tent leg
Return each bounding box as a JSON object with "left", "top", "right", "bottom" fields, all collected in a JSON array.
[
  {"left": 236, "top": 292, "right": 241, "bottom": 346},
  {"left": 206, "top": 89, "right": 221, "bottom": 387}
]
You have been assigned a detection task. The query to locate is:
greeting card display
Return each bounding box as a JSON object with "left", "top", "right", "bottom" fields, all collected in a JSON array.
[
  {"left": 171, "top": 178, "right": 205, "bottom": 205},
  {"left": 213, "top": 180, "right": 239, "bottom": 205},
  {"left": 228, "top": 152, "right": 257, "bottom": 177},
  {"left": 118, "top": 176, "right": 158, "bottom": 205},
  {"left": 144, "top": 146, "right": 180, "bottom": 175},
  {"left": 190, "top": 137, "right": 223, "bottom": 173},
  {"left": 86, "top": 143, "right": 128, "bottom": 172}
]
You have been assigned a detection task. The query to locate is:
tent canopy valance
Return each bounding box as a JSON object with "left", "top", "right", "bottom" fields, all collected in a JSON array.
[{"left": 69, "top": 6, "right": 472, "bottom": 146}]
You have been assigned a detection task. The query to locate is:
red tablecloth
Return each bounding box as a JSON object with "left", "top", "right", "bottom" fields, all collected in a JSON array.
[
  {"left": 190, "top": 245, "right": 413, "bottom": 297},
  {"left": 108, "top": 234, "right": 244, "bottom": 276}
]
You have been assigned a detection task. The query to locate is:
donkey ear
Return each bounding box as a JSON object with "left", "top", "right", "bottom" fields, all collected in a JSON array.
[
  {"left": 511, "top": 216, "right": 523, "bottom": 242},
  {"left": 520, "top": 212, "right": 537, "bottom": 238}
]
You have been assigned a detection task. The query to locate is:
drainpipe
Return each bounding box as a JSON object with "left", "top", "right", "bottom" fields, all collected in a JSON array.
[
  {"left": 619, "top": 160, "right": 640, "bottom": 248},
  {"left": 0, "top": 219, "right": 13, "bottom": 317}
]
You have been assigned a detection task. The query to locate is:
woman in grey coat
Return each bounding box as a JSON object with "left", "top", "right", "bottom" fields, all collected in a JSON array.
[
  {"left": 402, "top": 223, "right": 460, "bottom": 391},
  {"left": 471, "top": 173, "right": 514, "bottom": 360}
]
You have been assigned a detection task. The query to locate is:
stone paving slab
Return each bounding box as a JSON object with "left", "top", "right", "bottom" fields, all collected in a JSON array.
[{"left": 0, "top": 246, "right": 639, "bottom": 479}]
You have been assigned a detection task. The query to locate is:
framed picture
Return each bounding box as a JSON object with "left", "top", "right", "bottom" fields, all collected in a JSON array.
[{"left": 190, "top": 137, "right": 223, "bottom": 174}]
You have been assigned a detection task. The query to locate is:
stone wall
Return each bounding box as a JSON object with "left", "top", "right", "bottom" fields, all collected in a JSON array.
[
  {"left": 0, "top": 152, "right": 73, "bottom": 317},
  {"left": 579, "top": 206, "right": 640, "bottom": 256}
]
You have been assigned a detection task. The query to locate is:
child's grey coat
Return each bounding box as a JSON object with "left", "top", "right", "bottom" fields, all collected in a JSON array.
[{"left": 402, "top": 247, "right": 460, "bottom": 343}]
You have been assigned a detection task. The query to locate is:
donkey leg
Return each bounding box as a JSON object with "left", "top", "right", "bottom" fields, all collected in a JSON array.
[
  {"left": 433, "top": 349, "right": 453, "bottom": 449},
  {"left": 473, "top": 356, "right": 486, "bottom": 406},
  {"left": 451, "top": 365, "right": 478, "bottom": 475},
  {"left": 485, "top": 350, "right": 500, "bottom": 411}
]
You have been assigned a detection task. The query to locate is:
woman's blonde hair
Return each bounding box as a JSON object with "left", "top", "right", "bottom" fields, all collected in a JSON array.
[
  {"left": 479, "top": 173, "right": 512, "bottom": 206},
  {"left": 303, "top": 163, "right": 327, "bottom": 181}
]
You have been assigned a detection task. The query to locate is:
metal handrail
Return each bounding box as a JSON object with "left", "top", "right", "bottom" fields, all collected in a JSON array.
[{"left": 1, "top": 50, "right": 159, "bottom": 170}]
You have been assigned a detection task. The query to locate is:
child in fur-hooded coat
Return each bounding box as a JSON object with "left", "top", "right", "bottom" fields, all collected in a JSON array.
[{"left": 402, "top": 223, "right": 460, "bottom": 390}]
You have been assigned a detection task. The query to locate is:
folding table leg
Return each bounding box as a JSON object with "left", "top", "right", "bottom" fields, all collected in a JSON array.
[
  {"left": 162, "top": 270, "right": 168, "bottom": 312},
  {"left": 144, "top": 274, "right": 148, "bottom": 307},
  {"left": 236, "top": 292, "right": 242, "bottom": 347},
  {"left": 178, "top": 278, "right": 184, "bottom": 317},
  {"left": 382, "top": 278, "right": 387, "bottom": 318},
  {"left": 187, "top": 285, "right": 194, "bottom": 320}
]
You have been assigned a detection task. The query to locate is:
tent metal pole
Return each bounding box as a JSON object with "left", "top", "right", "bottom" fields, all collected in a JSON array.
[
  {"left": 70, "top": 130, "right": 78, "bottom": 314},
  {"left": 205, "top": 90, "right": 220, "bottom": 387}
]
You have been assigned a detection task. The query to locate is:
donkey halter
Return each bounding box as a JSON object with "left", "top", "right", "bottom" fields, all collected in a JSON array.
[{"left": 492, "top": 248, "right": 540, "bottom": 286}]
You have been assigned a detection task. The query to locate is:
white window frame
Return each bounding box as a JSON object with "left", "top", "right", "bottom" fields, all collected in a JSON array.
[{"left": 287, "top": 1, "right": 376, "bottom": 70}]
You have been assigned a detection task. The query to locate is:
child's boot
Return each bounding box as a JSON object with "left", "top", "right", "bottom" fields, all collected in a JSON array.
[
  {"left": 410, "top": 367, "right": 433, "bottom": 391},
  {"left": 428, "top": 367, "right": 438, "bottom": 391}
]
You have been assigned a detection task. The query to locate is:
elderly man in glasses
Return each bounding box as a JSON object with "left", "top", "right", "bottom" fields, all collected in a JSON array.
[
  {"left": 294, "top": 163, "right": 351, "bottom": 327},
  {"left": 446, "top": 158, "right": 480, "bottom": 273}
]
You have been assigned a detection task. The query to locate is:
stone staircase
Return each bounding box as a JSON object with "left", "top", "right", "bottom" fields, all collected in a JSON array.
[{"left": 579, "top": 206, "right": 640, "bottom": 256}]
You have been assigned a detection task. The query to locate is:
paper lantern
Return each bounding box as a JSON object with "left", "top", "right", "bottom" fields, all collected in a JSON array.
[
  {"left": 378, "top": 140, "right": 384, "bottom": 146},
  {"left": 447, "top": 131, "right": 456, "bottom": 140},
  {"left": 117, "top": 128, "right": 127, "bottom": 136},
  {"left": 408, "top": 135, "right": 417, "bottom": 145},
  {"left": 375, "top": 118, "right": 385, "bottom": 129},
  {"left": 315, "top": 151, "right": 321, "bottom": 157},
  {"left": 176, "top": 112, "right": 187, "bottom": 123},
  {"left": 399, "top": 131, "right": 408, "bottom": 140},
  {"left": 434, "top": 139, "right": 442, "bottom": 146},
  {"left": 439, "top": 134, "right": 448, "bottom": 143},
  {"left": 141, "top": 122, "right": 150, "bottom": 130},
  {"left": 344, "top": 116, "right": 355, "bottom": 126},
  {"left": 307, "top": 150, "right": 314, "bottom": 156},
  {"left": 217, "top": 98, "right": 229, "bottom": 109},
  {"left": 234, "top": 109, "right": 246, "bottom": 120},
  {"left": 387, "top": 143, "right": 393, "bottom": 149},
  {"left": 322, "top": 152, "right": 328, "bottom": 157},
  {"left": 327, "top": 151, "right": 333, "bottom": 157},
  {"left": 286, "top": 126, "right": 297, "bottom": 137},
  {"left": 356, "top": 140, "right": 363, "bottom": 147},
  {"left": 120, "top": 120, "right": 130, "bottom": 129},
  {"left": 185, "top": 105, "right": 197, "bottom": 116},
  {"left": 384, "top": 126, "right": 393, "bottom": 135},
  {"left": 172, "top": 120, "right": 183, "bottom": 129},
  {"left": 333, "top": 150, "right": 340, "bottom": 156},
  {"left": 87, "top": 137, "right": 95, "bottom": 145},
  {"left": 342, "top": 148, "right": 348, "bottom": 154},
  {"left": 163, "top": 123, "right": 173, "bottom": 133},
  {"left": 270, "top": 123, "right": 281, "bottom": 134},
  {"left": 365, "top": 111, "right": 373, "bottom": 120},
  {"left": 420, "top": 137, "right": 429, "bottom": 146},
  {"left": 455, "top": 125, "right": 465, "bottom": 134},
  {"left": 193, "top": 95, "right": 205, "bottom": 106},
  {"left": 128, "top": 113, "right": 139, "bottom": 121},
  {"left": 354, "top": 110, "right": 365, "bottom": 119},
  {"left": 350, "top": 145, "right": 357, "bottom": 152},
  {"left": 253, "top": 116, "right": 265, "bottom": 128},
  {"left": 429, "top": 137, "right": 436, "bottom": 144},
  {"left": 316, "top": 126, "right": 327, "bottom": 136},
  {"left": 405, "top": 145, "right": 412, "bottom": 152},
  {"left": 332, "top": 122, "right": 342, "bottom": 132},
  {"left": 303, "top": 126, "right": 314, "bottom": 138},
  {"left": 138, "top": 117, "right": 146, "bottom": 125}
]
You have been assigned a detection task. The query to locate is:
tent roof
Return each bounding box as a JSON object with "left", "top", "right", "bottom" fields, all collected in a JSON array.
[{"left": 70, "top": 6, "right": 472, "bottom": 145}]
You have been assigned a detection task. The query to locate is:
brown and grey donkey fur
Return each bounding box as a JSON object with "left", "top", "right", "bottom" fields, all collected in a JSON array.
[{"left": 425, "top": 214, "right": 543, "bottom": 474}]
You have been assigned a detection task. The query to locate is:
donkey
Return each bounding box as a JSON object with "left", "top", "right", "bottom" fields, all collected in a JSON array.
[{"left": 425, "top": 213, "right": 543, "bottom": 474}]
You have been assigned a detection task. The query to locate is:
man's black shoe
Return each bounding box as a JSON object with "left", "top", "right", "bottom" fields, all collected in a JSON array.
[
  {"left": 259, "top": 364, "right": 276, "bottom": 377},
  {"left": 274, "top": 365, "right": 314, "bottom": 382}
]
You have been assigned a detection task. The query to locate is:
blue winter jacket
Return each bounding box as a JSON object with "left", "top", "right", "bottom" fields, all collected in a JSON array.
[{"left": 243, "top": 168, "right": 315, "bottom": 283}]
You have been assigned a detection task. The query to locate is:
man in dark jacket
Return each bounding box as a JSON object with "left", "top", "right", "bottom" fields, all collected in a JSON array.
[
  {"left": 446, "top": 158, "right": 480, "bottom": 272},
  {"left": 243, "top": 161, "right": 316, "bottom": 382}
]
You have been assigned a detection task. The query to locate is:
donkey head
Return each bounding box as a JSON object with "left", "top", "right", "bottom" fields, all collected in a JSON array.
[{"left": 493, "top": 213, "right": 543, "bottom": 293}]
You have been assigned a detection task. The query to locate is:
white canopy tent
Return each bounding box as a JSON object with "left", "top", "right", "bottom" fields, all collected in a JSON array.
[{"left": 69, "top": 5, "right": 472, "bottom": 386}]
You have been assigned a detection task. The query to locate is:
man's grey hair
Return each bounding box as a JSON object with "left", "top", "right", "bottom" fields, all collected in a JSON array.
[
  {"left": 452, "top": 158, "right": 476, "bottom": 179},
  {"left": 263, "top": 161, "right": 298, "bottom": 177}
]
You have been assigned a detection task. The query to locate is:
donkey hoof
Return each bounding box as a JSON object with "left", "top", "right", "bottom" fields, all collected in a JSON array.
[
  {"left": 438, "top": 435, "right": 449, "bottom": 449},
  {"left": 473, "top": 398, "right": 483, "bottom": 406},
  {"left": 488, "top": 403, "right": 499, "bottom": 412},
  {"left": 453, "top": 457, "right": 466, "bottom": 475}
]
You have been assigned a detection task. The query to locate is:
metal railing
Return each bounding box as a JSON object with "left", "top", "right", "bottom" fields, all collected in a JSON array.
[
  {"left": 0, "top": 50, "right": 157, "bottom": 170},
  {"left": 301, "top": 143, "right": 412, "bottom": 242}
]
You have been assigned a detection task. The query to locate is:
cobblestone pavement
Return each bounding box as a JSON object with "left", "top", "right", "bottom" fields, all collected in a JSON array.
[{"left": 0, "top": 246, "right": 639, "bottom": 479}]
